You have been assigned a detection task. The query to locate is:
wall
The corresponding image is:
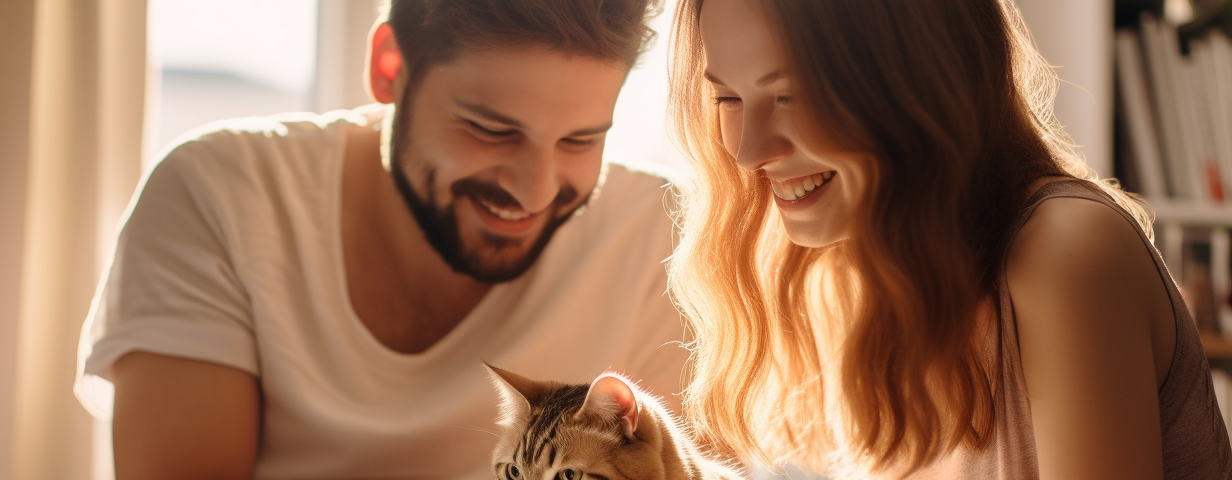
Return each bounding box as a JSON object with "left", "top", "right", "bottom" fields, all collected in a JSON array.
[{"left": 1017, "top": 0, "right": 1115, "bottom": 177}]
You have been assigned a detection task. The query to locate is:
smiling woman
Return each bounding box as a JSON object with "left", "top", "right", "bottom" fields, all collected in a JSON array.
[{"left": 667, "top": 0, "right": 1231, "bottom": 478}]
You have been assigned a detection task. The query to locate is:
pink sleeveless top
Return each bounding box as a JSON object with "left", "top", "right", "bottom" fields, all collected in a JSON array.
[{"left": 904, "top": 180, "right": 1232, "bottom": 479}]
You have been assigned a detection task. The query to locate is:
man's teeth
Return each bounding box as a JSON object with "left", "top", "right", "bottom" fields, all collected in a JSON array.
[
  {"left": 773, "top": 172, "right": 834, "bottom": 201},
  {"left": 494, "top": 209, "right": 531, "bottom": 221},
  {"left": 479, "top": 199, "right": 532, "bottom": 221}
]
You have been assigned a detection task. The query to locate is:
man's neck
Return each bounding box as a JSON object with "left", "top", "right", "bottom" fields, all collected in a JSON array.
[{"left": 339, "top": 114, "right": 491, "bottom": 354}]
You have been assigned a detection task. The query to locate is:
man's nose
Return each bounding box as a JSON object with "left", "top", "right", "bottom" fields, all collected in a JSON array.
[
  {"left": 499, "top": 145, "right": 560, "bottom": 213},
  {"left": 735, "top": 106, "right": 795, "bottom": 172}
]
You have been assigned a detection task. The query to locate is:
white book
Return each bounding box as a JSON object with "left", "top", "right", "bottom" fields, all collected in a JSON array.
[
  {"left": 1194, "top": 35, "right": 1232, "bottom": 206},
  {"left": 1139, "top": 13, "right": 1195, "bottom": 200},
  {"left": 1161, "top": 22, "right": 1214, "bottom": 203},
  {"left": 1210, "top": 31, "right": 1232, "bottom": 193},
  {"left": 1181, "top": 53, "right": 1222, "bottom": 202},
  {"left": 1116, "top": 30, "right": 1169, "bottom": 200}
]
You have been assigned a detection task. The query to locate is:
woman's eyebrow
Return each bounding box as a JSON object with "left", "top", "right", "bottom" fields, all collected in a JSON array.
[
  {"left": 756, "top": 70, "right": 785, "bottom": 87},
  {"left": 703, "top": 69, "right": 785, "bottom": 87}
]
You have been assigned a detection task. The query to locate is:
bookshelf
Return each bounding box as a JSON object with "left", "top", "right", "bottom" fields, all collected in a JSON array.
[
  {"left": 1111, "top": 0, "right": 1232, "bottom": 360},
  {"left": 1203, "top": 330, "right": 1232, "bottom": 358},
  {"left": 1153, "top": 201, "right": 1232, "bottom": 226}
]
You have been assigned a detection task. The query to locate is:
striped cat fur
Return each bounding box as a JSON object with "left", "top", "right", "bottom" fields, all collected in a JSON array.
[{"left": 486, "top": 364, "right": 742, "bottom": 480}]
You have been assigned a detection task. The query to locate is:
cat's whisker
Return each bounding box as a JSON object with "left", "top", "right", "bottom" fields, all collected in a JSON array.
[{"left": 451, "top": 424, "right": 502, "bottom": 438}]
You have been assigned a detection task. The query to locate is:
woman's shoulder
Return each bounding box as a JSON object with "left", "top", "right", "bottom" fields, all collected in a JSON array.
[
  {"left": 1007, "top": 177, "right": 1150, "bottom": 279},
  {"left": 1005, "top": 187, "right": 1167, "bottom": 328},
  {"left": 1010, "top": 192, "right": 1140, "bottom": 265}
]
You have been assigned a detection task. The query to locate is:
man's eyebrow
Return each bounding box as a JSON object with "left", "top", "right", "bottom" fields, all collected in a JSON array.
[
  {"left": 703, "top": 70, "right": 786, "bottom": 88},
  {"left": 455, "top": 100, "right": 523, "bottom": 127},
  {"left": 566, "top": 122, "right": 614, "bottom": 137}
]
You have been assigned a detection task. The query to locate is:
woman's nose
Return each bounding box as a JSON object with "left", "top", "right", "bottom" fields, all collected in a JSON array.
[{"left": 734, "top": 108, "right": 794, "bottom": 172}]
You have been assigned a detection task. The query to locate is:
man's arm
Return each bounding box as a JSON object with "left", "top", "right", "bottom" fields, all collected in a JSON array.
[{"left": 112, "top": 351, "right": 260, "bottom": 480}]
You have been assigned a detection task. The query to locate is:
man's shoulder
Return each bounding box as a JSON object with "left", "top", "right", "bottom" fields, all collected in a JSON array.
[
  {"left": 573, "top": 162, "right": 677, "bottom": 232},
  {"left": 601, "top": 161, "right": 674, "bottom": 188},
  {"left": 591, "top": 162, "right": 675, "bottom": 212},
  {"left": 135, "top": 110, "right": 370, "bottom": 228},
  {"left": 152, "top": 110, "right": 364, "bottom": 179}
]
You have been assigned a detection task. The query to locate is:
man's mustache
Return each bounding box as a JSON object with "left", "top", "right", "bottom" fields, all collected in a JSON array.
[{"left": 451, "top": 178, "right": 580, "bottom": 211}]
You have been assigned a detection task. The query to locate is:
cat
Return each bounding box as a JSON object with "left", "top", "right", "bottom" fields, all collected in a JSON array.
[{"left": 485, "top": 364, "right": 743, "bottom": 480}]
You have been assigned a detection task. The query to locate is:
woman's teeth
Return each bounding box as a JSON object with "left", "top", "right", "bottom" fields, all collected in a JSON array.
[
  {"left": 478, "top": 198, "right": 532, "bottom": 221},
  {"left": 773, "top": 172, "right": 835, "bottom": 201}
]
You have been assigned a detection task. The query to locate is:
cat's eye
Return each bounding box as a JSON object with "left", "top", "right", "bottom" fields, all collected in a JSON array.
[
  {"left": 557, "top": 469, "right": 577, "bottom": 480},
  {"left": 508, "top": 465, "right": 522, "bottom": 479}
]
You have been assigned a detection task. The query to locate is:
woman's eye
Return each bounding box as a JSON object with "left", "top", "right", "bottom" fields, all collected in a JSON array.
[
  {"left": 469, "top": 121, "right": 516, "bottom": 138},
  {"left": 508, "top": 465, "right": 522, "bottom": 479},
  {"left": 557, "top": 469, "right": 577, "bottom": 480},
  {"left": 775, "top": 95, "right": 792, "bottom": 104},
  {"left": 714, "top": 96, "right": 743, "bottom": 110}
]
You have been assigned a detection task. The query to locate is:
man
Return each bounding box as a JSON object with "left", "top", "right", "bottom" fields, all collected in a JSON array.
[{"left": 74, "top": 0, "right": 686, "bottom": 478}]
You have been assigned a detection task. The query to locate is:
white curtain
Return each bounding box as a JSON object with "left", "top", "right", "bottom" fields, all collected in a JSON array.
[
  {"left": 315, "top": 0, "right": 386, "bottom": 112},
  {"left": 0, "top": 0, "right": 149, "bottom": 478}
]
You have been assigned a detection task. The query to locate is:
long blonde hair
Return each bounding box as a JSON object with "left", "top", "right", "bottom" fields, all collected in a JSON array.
[{"left": 667, "top": 0, "right": 1152, "bottom": 475}]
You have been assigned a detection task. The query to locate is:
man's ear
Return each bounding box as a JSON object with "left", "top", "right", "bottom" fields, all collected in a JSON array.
[{"left": 365, "top": 22, "right": 403, "bottom": 104}]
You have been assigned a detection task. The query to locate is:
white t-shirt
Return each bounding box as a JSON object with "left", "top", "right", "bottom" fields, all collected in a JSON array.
[{"left": 75, "top": 110, "right": 689, "bottom": 479}]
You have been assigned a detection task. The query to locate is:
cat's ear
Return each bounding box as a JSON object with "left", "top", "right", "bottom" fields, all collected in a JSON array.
[
  {"left": 578, "top": 373, "right": 639, "bottom": 440},
  {"left": 484, "top": 363, "right": 546, "bottom": 426}
]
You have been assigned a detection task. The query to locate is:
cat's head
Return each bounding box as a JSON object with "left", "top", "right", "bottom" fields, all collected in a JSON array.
[{"left": 485, "top": 364, "right": 676, "bottom": 480}]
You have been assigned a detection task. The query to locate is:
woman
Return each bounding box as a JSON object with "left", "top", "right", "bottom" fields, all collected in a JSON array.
[{"left": 666, "top": 0, "right": 1232, "bottom": 478}]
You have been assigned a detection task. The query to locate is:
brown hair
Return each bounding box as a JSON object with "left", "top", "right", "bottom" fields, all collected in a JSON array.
[
  {"left": 384, "top": 0, "right": 662, "bottom": 94},
  {"left": 667, "top": 0, "right": 1152, "bottom": 475}
]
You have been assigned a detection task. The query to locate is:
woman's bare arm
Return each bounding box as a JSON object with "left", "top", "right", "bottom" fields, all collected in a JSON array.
[
  {"left": 1007, "top": 198, "right": 1171, "bottom": 480},
  {"left": 112, "top": 351, "right": 261, "bottom": 480}
]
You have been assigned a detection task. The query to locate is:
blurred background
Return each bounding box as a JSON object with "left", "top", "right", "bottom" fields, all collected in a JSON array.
[{"left": 0, "top": 0, "right": 1184, "bottom": 478}]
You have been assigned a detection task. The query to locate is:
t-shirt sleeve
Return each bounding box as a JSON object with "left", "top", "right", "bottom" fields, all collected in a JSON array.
[{"left": 75, "top": 141, "right": 258, "bottom": 420}]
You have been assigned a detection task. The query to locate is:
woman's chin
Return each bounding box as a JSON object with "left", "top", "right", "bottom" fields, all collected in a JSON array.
[{"left": 782, "top": 224, "right": 841, "bottom": 248}]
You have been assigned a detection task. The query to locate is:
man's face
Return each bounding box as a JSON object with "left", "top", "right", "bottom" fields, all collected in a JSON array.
[{"left": 389, "top": 46, "right": 628, "bottom": 283}]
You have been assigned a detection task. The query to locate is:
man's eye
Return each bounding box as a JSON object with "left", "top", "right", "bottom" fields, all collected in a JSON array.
[
  {"left": 775, "top": 95, "right": 792, "bottom": 104},
  {"left": 468, "top": 121, "right": 516, "bottom": 137},
  {"left": 561, "top": 137, "right": 597, "bottom": 147}
]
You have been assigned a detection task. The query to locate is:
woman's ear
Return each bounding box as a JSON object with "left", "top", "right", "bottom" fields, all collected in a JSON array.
[{"left": 365, "top": 22, "right": 403, "bottom": 104}]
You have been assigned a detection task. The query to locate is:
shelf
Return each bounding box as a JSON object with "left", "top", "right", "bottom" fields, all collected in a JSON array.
[
  {"left": 1201, "top": 330, "right": 1232, "bottom": 358},
  {"left": 1146, "top": 200, "right": 1232, "bottom": 227}
]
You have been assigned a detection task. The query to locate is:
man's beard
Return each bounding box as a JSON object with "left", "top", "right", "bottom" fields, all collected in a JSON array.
[{"left": 386, "top": 97, "right": 589, "bottom": 284}]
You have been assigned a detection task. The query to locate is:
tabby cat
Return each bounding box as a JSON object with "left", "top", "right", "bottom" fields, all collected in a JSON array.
[{"left": 486, "top": 364, "right": 742, "bottom": 480}]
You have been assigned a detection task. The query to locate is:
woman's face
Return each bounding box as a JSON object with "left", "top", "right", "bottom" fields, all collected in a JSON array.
[{"left": 699, "top": 0, "right": 869, "bottom": 248}]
